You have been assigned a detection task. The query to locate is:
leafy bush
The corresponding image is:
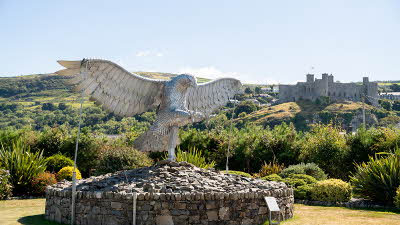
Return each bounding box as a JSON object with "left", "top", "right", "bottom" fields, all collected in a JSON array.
[
  {"left": 32, "top": 126, "right": 69, "bottom": 157},
  {"left": 30, "top": 172, "right": 57, "bottom": 196},
  {"left": 283, "top": 174, "right": 317, "bottom": 200},
  {"left": 295, "top": 185, "right": 314, "bottom": 200},
  {"left": 168, "top": 147, "right": 216, "bottom": 169},
  {"left": 32, "top": 127, "right": 103, "bottom": 177},
  {"left": 299, "top": 124, "right": 350, "bottom": 179},
  {"left": 45, "top": 154, "right": 74, "bottom": 173},
  {"left": 95, "top": 146, "right": 153, "bottom": 175},
  {"left": 395, "top": 187, "right": 400, "bottom": 208},
  {"left": 258, "top": 160, "right": 285, "bottom": 177},
  {"left": 347, "top": 127, "right": 400, "bottom": 169},
  {"left": 280, "top": 163, "right": 327, "bottom": 180},
  {"left": 262, "top": 174, "right": 284, "bottom": 182},
  {"left": 284, "top": 174, "right": 316, "bottom": 188},
  {"left": 0, "top": 139, "right": 47, "bottom": 195},
  {"left": 287, "top": 174, "right": 317, "bottom": 185},
  {"left": 350, "top": 154, "right": 400, "bottom": 204},
  {"left": 224, "top": 170, "right": 253, "bottom": 178},
  {"left": 311, "top": 179, "right": 351, "bottom": 202},
  {"left": 57, "top": 166, "right": 82, "bottom": 181},
  {"left": 0, "top": 169, "right": 12, "bottom": 199}
]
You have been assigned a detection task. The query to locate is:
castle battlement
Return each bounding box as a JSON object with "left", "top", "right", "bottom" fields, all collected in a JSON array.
[{"left": 279, "top": 74, "right": 378, "bottom": 105}]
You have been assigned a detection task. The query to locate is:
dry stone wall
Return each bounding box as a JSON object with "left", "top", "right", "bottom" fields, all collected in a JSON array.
[{"left": 45, "top": 161, "right": 294, "bottom": 225}]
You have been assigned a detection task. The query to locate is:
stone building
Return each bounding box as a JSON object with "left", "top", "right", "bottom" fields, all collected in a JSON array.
[{"left": 279, "top": 74, "right": 378, "bottom": 105}]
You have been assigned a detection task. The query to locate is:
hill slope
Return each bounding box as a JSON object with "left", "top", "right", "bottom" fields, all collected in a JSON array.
[{"left": 235, "top": 100, "right": 399, "bottom": 131}]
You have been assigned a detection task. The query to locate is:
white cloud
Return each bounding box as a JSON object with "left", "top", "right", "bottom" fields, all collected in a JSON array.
[
  {"left": 135, "top": 50, "right": 164, "bottom": 57},
  {"left": 178, "top": 66, "right": 239, "bottom": 80},
  {"left": 135, "top": 51, "right": 151, "bottom": 57}
]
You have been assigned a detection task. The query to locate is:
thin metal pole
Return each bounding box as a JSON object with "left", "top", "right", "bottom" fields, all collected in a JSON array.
[
  {"left": 71, "top": 69, "right": 86, "bottom": 225},
  {"left": 226, "top": 96, "right": 236, "bottom": 174},
  {"left": 362, "top": 95, "right": 366, "bottom": 127},
  {"left": 132, "top": 192, "right": 137, "bottom": 225}
]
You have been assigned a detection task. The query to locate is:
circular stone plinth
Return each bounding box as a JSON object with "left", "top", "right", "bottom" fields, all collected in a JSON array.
[{"left": 45, "top": 161, "right": 294, "bottom": 225}]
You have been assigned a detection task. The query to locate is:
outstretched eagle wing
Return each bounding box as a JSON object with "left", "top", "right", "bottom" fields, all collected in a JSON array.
[
  {"left": 56, "top": 59, "right": 166, "bottom": 116},
  {"left": 186, "top": 78, "right": 242, "bottom": 116}
]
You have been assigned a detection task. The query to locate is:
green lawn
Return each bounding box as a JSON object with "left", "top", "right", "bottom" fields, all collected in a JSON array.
[
  {"left": 0, "top": 199, "right": 61, "bottom": 225},
  {"left": 1, "top": 199, "right": 399, "bottom": 225},
  {"left": 281, "top": 204, "right": 400, "bottom": 225}
]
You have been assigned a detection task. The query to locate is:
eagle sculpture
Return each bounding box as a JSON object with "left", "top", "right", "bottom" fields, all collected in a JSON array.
[{"left": 56, "top": 59, "right": 242, "bottom": 160}]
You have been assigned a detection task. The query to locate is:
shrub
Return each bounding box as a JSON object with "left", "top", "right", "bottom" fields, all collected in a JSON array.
[
  {"left": 284, "top": 177, "right": 307, "bottom": 187},
  {"left": 280, "top": 163, "right": 327, "bottom": 180},
  {"left": 0, "top": 139, "right": 47, "bottom": 195},
  {"left": 95, "top": 146, "right": 153, "bottom": 175},
  {"left": 395, "top": 187, "right": 400, "bottom": 208},
  {"left": 45, "top": 154, "right": 74, "bottom": 173},
  {"left": 57, "top": 166, "right": 82, "bottom": 181},
  {"left": 350, "top": 154, "right": 400, "bottom": 204},
  {"left": 167, "top": 147, "right": 216, "bottom": 169},
  {"left": 287, "top": 174, "right": 317, "bottom": 185},
  {"left": 30, "top": 172, "right": 57, "bottom": 196},
  {"left": 282, "top": 174, "right": 317, "bottom": 200},
  {"left": 258, "top": 160, "right": 285, "bottom": 177},
  {"left": 262, "top": 174, "right": 284, "bottom": 182},
  {"left": 295, "top": 185, "right": 314, "bottom": 200},
  {"left": 311, "top": 179, "right": 351, "bottom": 202},
  {"left": 224, "top": 170, "right": 253, "bottom": 178},
  {"left": 0, "top": 169, "right": 12, "bottom": 199},
  {"left": 299, "top": 124, "right": 350, "bottom": 179}
]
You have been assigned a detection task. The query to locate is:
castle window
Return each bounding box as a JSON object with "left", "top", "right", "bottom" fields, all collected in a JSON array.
[{"left": 328, "top": 92, "right": 331, "bottom": 96}]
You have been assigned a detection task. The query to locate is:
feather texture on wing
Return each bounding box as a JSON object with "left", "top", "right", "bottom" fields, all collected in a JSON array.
[
  {"left": 56, "top": 59, "right": 166, "bottom": 116},
  {"left": 186, "top": 78, "right": 242, "bottom": 116}
]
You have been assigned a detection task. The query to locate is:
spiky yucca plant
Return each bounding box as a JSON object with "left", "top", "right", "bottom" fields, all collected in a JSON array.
[
  {"left": 165, "top": 147, "right": 216, "bottom": 169},
  {"left": 258, "top": 159, "right": 285, "bottom": 177},
  {"left": 350, "top": 151, "right": 400, "bottom": 204},
  {"left": 0, "top": 139, "right": 47, "bottom": 195}
]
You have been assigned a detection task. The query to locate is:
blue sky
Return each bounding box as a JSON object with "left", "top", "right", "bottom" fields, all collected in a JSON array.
[{"left": 0, "top": 0, "right": 399, "bottom": 84}]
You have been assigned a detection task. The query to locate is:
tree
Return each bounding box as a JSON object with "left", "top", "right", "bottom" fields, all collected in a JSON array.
[
  {"left": 255, "top": 86, "right": 262, "bottom": 95},
  {"left": 379, "top": 99, "right": 392, "bottom": 111},
  {"left": 42, "top": 103, "right": 56, "bottom": 111},
  {"left": 393, "top": 101, "right": 400, "bottom": 111},
  {"left": 234, "top": 100, "right": 258, "bottom": 115},
  {"left": 58, "top": 103, "right": 68, "bottom": 110},
  {"left": 244, "top": 87, "right": 253, "bottom": 94}
]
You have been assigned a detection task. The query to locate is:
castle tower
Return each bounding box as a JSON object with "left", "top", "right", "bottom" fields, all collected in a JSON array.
[
  {"left": 363, "top": 76, "right": 378, "bottom": 106},
  {"left": 306, "top": 74, "right": 314, "bottom": 83},
  {"left": 321, "top": 73, "right": 329, "bottom": 96},
  {"left": 328, "top": 74, "right": 334, "bottom": 84}
]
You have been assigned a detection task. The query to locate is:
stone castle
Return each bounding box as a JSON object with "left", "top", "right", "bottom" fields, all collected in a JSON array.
[{"left": 279, "top": 74, "right": 378, "bottom": 105}]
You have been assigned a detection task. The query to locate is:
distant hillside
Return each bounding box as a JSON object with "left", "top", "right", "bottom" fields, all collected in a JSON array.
[{"left": 235, "top": 100, "right": 399, "bottom": 131}]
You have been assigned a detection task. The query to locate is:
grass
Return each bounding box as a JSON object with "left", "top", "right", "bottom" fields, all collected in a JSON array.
[
  {"left": 235, "top": 100, "right": 378, "bottom": 126},
  {"left": 279, "top": 204, "right": 400, "bottom": 225},
  {"left": 1, "top": 200, "right": 399, "bottom": 225},
  {"left": 0, "top": 199, "right": 61, "bottom": 225},
  {"left": 237, "top": 102, "right": 300, "bottom": 123}
]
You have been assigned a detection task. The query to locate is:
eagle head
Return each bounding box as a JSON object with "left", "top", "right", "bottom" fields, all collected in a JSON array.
[{"left": 174, "top": 74, "right": 198, "bottom": 89}]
